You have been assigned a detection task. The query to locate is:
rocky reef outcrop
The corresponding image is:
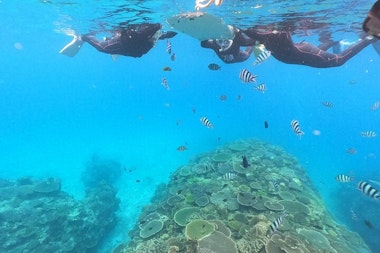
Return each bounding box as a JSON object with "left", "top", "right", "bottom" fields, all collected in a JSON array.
[
  {"left": 115, "top": 139, "right": 372, "bottom": 253},
  {"left": 0, "top": 177, "right": 119, "bottom": 252}
]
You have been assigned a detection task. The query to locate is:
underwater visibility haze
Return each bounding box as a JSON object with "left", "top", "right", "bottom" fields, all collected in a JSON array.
[{"left": 1, "top": 0, "right": 380, "bottom": 252}]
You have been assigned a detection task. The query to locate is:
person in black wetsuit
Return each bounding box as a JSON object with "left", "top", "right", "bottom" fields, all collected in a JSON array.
[
  {"left": 243, "top": 26, "right": 375, "bottom": 68},
  {"left": 60, "top": 23, "right": 176, "bottom": 58},
  {"left": 200, "top": 24, "right": 375, "bottom": 67},
  {"left": 200, "top": 27, "right": 255, "bottom": 63}
]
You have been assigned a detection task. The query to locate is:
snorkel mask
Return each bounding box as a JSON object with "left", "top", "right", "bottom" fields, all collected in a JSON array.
[{"left": 216, "top": 38, "right": 233, "bottom": 52}]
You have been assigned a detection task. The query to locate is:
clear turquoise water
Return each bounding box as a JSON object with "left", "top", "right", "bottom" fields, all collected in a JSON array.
[{"left": 1, "top": 0, "right": 379, "bottom": 252}]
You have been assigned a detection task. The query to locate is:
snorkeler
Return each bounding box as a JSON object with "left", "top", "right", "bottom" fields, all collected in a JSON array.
[
  {"left": 243, "top": 26, "right": 376, "bottom": 68},
  {"left": 200, "top": 27, "right": 255, "bottom": 63},
  {"left": 363, "top": 0, "right": 380, "bottom": 39},
  {"left": 60, "top": 23, "right": 177, "bottom": 58}
]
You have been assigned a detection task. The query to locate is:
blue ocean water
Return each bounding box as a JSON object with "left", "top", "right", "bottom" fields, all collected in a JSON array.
[{"left": 1, "top": 0, "right": 379, "bottom": 252}]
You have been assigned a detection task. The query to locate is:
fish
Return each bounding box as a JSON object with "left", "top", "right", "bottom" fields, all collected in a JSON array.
[
  {"left": 162, "top": 66, "right": 172, "bottom": 71},
  {"left": 177, "top": 145, "right": 188, "bottom": 151},
  {"left": 241, "top": 155, "right": 250, "bottom": 168},
  {"left": 192, "top": 108, "right": 196, "bottom": 114},
  {"left": 271, "top": 180, "right": 279, "bottom": 191},
  {"left": 360, "top": 130, "right": 377, "bottom": 138},
  {"left": 220, "top": 95, "right": 227, "bottom": 101},
  {"left": 239, "top": 69, "right": 257, "bottom": 83},
  {"left": 208, "top": 63, "right": 221, "bottom": 70},
  {"left": 162, "top": 77, "right": 170, "bottom": 90},
  {"left": 357, "top": 181, "right": 380, "bottom": 199},
  {"left": 171, "top": 53, "right": 176, "bottom": 61},
  {"left": 364, "top": 220, "right": 374, "bottom": 229},
  {"left": 166, "top": 39, "right": 172, "bottom": 54},
  {"left": 237, "top": 95, "right": 242, "bottom": 100},
  {"left": 346, "top": 148, "right": 357, "bottom": 154},
  {"left": 371, "top": 101, "right": 380, "bottom": 110},
  {"left": 222, "top": 172, "right": 237, "bottom": 180},
  {"left": 322, "top": 101, "right": 333, "bottom": 108},
  {"left": 290, "top": 120, "right": 304, "bottom": 138},
  {"left": 264, "top": 121, "right": 268, "bottom": 129},
  {"left": 335, "top": 174, "right": 354, "bottom": 183},
  {"left": 268, "top": 212, "right": 288, "bottom": 235},
  {"left": 254, "top": 83, "right": 266, "bottom": 92},
  {"left": 200, "top": 116, "right": 213, "bottom": 128},
  {"left": 253, "top": 49, "right": 271, "bottom": 65}
]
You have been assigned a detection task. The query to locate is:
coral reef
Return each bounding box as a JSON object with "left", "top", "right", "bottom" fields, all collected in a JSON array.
[
  {"left": 0, "top": 178, "right": 119, "bottom": 252},
  {"left": 116, "top": 139, "right": 372, "bottom": 253},
  {"left": 185, "top": 219, "right": 215, "bottom": 240}
]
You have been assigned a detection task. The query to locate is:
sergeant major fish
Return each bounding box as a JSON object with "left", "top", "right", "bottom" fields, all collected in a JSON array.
[
  {"left": 290, "top": 120, "right": 304, "bottom": 138},
  {"left": 268, "top": 212, "right": 288, "bottom": 236},
  {"left": 253, "top": 49, "right": 271, "bottom": 65},
  {"left": 335, "top": 174, "right": 354, "bottom": 183},
  {"left": 200, "top": 116, "right": 213, "bottom": 128},
  {"left": 239, "top": 68, "right": 257, "bottom": 83},
  {"left": 358, "top": 181, "right": 380, "bottom": 199}
]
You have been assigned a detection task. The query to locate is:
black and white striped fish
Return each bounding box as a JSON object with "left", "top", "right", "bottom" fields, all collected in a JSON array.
[
  {"left": 222, "top": 172, "right": 237, "bottom": 180},
  {"left": 200, "top": 116, "right": 213, "bottom": 128},
  {"left": 358, "top": 181, "right": 380, "bottom": 199},
  {"left": 335, "top": 174, "right": 354, "bottom": 183},
  {"left": 360, "top": 130, "right": 377, "bottom": 138},
  {"left": 161, "top": 77, "right": 170, "bottom": 90},
  {"left": 166, "top": 39, "right": 172, "bottom": 54},
  {"left": 322, "top": 101, "right": 333, "bottom": 108},
  {"left": 253, "top": 49, "right": 271, "bottom": 65},
  {"left": 254, "top": 83, "right": 266, "bottom": 93},
  {"left": 290, "top": 120, "right": 304, "bottom": 138},
  {"left": 268, "top": 212, "right": 288, "bottom": 235},
  {"left": 239, "top": 69, "right": 257, "bottom": 83},
  {"left": 271, "top": 180, "right": 279, "bottom": 191}
]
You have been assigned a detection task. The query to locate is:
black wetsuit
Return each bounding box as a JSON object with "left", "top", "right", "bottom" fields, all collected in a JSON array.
[
  {"left": 201, "top": 29, "right": 255, "bottom": 63},
  {"left": 81, "top": 23, "right": 168, "bottom": 58},
  {"left": 244, "top": 28, "right": 374, "bottom": 68}
]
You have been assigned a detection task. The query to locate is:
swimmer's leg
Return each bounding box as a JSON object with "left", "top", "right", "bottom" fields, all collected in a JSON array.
[{"left": 59, "top": 35, "right": 84, "bottom": 57}]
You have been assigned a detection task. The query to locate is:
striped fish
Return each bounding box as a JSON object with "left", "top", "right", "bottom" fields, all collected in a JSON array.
[
  {"left": 177, "top": 145, "right": 188, "bottom": 151},
  {"left": 322, "top": 101, "right": 333, "bottom": 108},
  {"left": 360, "top": 130, "right": 377, "bottom": 138},
  {"left": 239, "top": 69, "right": 257, "bottom": 83},
  {"left": 268, "top": 212, "right": 288, "bottom": 235},
  {"left": 254, "top": 83, "right": 266, "bottom": 93},
  {"left": 222, "top": 172, "right": 237, "bottom": 180},
  {"left": 358, "top": 181, "right": 380, "bottom": 199},
  {"left": 200, "top": 116, "right": 213, "bottom": 128},
  {"left": 290, "top": 120, "right": 304, "bottom": 138},
  {"left": 253, "top": 49, "right": 271, "bottom": 65},
  {"left": 162, "top": 77, "right": 170, "bottom": 90},
  {"left": 335, "top": 174, "right": 353, "bottom": 183},
  {"left": 166, "top": 39, "right": 172, "bottom": 54},
  {"left": 271, "top": 180, "right": 279, "bottom": 191}
]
